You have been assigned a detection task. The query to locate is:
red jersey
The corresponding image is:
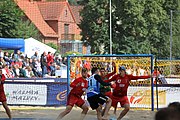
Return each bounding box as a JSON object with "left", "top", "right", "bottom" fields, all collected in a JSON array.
[
  {"left": 106, "top": 74, "right": 150, "bottom": 96},
  {"left": 47, "top": 54, "right": 54, "bottom": 66},
  {"left": 0, "top": 74, "right": 6, "bottom": 91},
  {"left": 70, "top": 77, "right": 88, "bottom": 97}
]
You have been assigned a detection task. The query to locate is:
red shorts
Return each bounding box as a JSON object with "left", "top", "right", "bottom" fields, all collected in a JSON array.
[
  {"left": 67, "top": 93, "right": 85, "bottom": 107},
  {"left": 0, "top": 91, "right": 7, "bottom": 102},
  {"left": 111, "top": 95, "right": 129, "bottom": 108}
]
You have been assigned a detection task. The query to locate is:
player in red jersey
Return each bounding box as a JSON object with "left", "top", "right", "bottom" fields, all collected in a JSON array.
[
  {"left": 105, "top": 66, "right": 151, "bottom": 120},
  {"left": 0, "top": 67, "right": 12, "bottom": 119},
  {"left": 56, "top": 68, "right": 89, "bottom": 120}
]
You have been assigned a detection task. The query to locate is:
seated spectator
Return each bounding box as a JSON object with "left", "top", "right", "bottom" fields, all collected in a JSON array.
[
  {"left": 0, "top": 57, "right": 6, "bottom": 66},
  {"left": 8, "top": 66, "right": 15, "bottom": 78},
  {"left": 13, "top": 64, "right": 20, "bottom": 78},
  {"left": 2, "top": 64, "right": 12, "bottom": 78},
  {"left": 25, "top": 66, "right": 35, "bottom": 78},
  {"left": 19, "top": 66, "right": 27, "bottom": 78}
]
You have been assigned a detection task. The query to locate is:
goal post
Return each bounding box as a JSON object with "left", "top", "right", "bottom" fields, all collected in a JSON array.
[{"left": 67, "top": 54, "right": 154, "bottom": 110}]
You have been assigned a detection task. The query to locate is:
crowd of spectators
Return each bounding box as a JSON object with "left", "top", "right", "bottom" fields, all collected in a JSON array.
[{"left": 0, "top": 49, "right": 67, "bottom": 78}]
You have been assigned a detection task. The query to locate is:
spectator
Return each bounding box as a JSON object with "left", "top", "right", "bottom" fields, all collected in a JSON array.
[
  {"left": 168, "top": 102, "right": 180, "bottom": 110},
  {"left": 3, "top": 52, "right": 11, "bottom": 65},
  {"left": 13, "top": 50, "right": 21, "bottom": 61},
  {"left": 31, "top": 51, "right": 39, "bottom": 61},
  {"left": 40, "top": 52, "right": 47, "bottom": 77},
  {"left": 155, "top": 102, "right": 180, "bottom": 120},
  {"left": 25, "top": 66, "right": 35, "bottom": 78},
  {"left": 158, "top": 68, "right": 168, "bottom": 84},
  {"left": 0, "top": 57, "right": 6, "bottom": 66},
  {"left": 8, "top": 66, "right": 15, "bottom": 78},
  {"left": 46, "top": 52, "right": 54, "bottom": 75},
  {"left": 54, "top": 56, "right": 61, "bottom": 66},
  {"left": 13, "top": 64, "right": 20, "bottom": 78}
]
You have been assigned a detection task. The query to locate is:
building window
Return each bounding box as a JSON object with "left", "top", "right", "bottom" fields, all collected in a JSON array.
[{"left": 65, "top": 10, "right": 68, "bottom": 17}]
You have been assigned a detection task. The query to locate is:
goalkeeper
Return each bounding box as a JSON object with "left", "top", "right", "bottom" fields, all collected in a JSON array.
[{"left": 100, "top": 62, "right": 116, "bottom": 97}]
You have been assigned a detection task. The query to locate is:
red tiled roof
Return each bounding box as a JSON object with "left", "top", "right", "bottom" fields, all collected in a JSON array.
[
  {"left": 37, "top": 2, "right": 66, "bottom": 20},
  {"left": 70, "top": 5, "right": 83, "bottom": 24},
  {"left": 16, "top": 0, "right": 58, "bottom": 37}
]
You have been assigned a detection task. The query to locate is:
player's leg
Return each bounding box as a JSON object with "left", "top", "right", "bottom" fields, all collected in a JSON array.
[
  {"left": 78, "top": 99, "right": 89, "bottom": 120},
  {"left": 117, "top": 104, "right": 130, "bottom": 120},
  {"left": 101, "top": 92, "right": 112, "bottom": 116},
  {"left": 96, "top": 105, "right": 103, "bottom": 120},
  {"left": 113, "top": 105, "right": 117, "bottom": 115},
  {"left": 117, "top": 96, "right": 130, "bottom": 120},
  {"left": 95, "top": 93, "right": 111, "bottom": 120},
  {"left": 2, "top": 101, "right": 12, "bottom": 119},
  {"left": 111, "top": 95, "right": 118, "bottom": 115},
  {"left": 102, "top": 97, "right": 112, "bottom": 119},
  {"left": 56, "top": 105, "right": 73, "bottom": 120},
  {"left": 57, "top": 93, "right": 76, "bottom": 120},
  {"left": 87, "top": 94, "right": 104, "bottom": 120}
]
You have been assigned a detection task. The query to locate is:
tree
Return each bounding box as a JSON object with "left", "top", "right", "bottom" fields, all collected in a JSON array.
[
  {"left": 113, "top": 0, "right": 172, "bottom": 57},
  {"left": 0, "top": 0, "right": 23, "bottom": 37},
  {"left": 68, "top": 0, "right": 78, "bottom": 5},
  {"left": 46, "top": 42, "right": 60, "bottom": 53},
  {"left": 10, "top": 20, "right": 40, "bottom": 39},
  {"left": 80, "top": 0, "right": 109, "bottom": 54},
  {"left": 80, "top": 0, "right": 179, "bottom": 58},
  {"left": 0, "top": 0, "right": 39, "bottom": 39}
]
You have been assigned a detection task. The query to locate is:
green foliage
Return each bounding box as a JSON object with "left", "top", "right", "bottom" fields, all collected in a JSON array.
[
  {"left": 46, "top": 42, "right": 58, "bottom": 50},
  {"left": 80, "top": 0, "right": 109, "bottom": 54},
  {"left": 46, "top": 42, "right": 60, "bottom": 53},
  {"left": 0, "top": 0, "right": 23, "bottom": 37},
  {"left": 68, "top": 0, "right": 78, "bottom": 5},
  {"left": 80, "top": 0, "right": 179, "bottom": 58},
  {"left": 63, "top": 51, "right": 81, "bottom": 57},
  {"left": 10, "top": 20, "right": 40, "bottom": 39},
  {"left": 0, "top": 0, "right": 39, "bottom": 39}
]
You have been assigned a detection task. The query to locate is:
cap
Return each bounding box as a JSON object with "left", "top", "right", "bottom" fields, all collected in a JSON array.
[{"left": 119, "top": 66, "right": 126, "bottom": 71}]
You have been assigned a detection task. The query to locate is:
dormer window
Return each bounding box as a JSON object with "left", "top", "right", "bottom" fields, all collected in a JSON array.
[{"left": 65, "top": 10, "right": 68, "bottom": 17}]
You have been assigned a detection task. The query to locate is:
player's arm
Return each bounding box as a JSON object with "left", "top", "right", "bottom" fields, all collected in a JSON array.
[
  {"left": 104, "top": 75, "right": 117, "bottom": 83},
  {"left": 130, "top": 75, "right": 151, "bottom": 80},
  {"left": 94, "top": 74, "right": 111, "bottom": 86},
  {"left": 104, "top": 62, "right": 116, "bottom": 78}
]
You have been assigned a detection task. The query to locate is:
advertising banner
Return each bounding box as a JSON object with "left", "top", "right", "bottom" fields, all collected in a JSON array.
[
  {"left": 4, "top": 84, "right": 47, "bottom": 105},
  {"left": 127, "top": 86, "right": 180, "bottom": 108},
  {"left": 46, "top": 83, "right": 67, "bottom": 106}
]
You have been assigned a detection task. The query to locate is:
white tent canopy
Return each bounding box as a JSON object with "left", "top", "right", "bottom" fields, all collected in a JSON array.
[{"left": 24, "top": 38, "right": 56, "bottom": 58}]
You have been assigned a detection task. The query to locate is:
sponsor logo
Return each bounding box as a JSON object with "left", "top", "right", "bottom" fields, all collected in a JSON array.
[
  {"left": 130, "top": 90, "right": 166, "bottom": 105},
  {"left": 56, "top": 90, "right": 67, "bottom": 101},
  {"left": 117, "top": 79, "right": 121, "bottom": 83}
]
